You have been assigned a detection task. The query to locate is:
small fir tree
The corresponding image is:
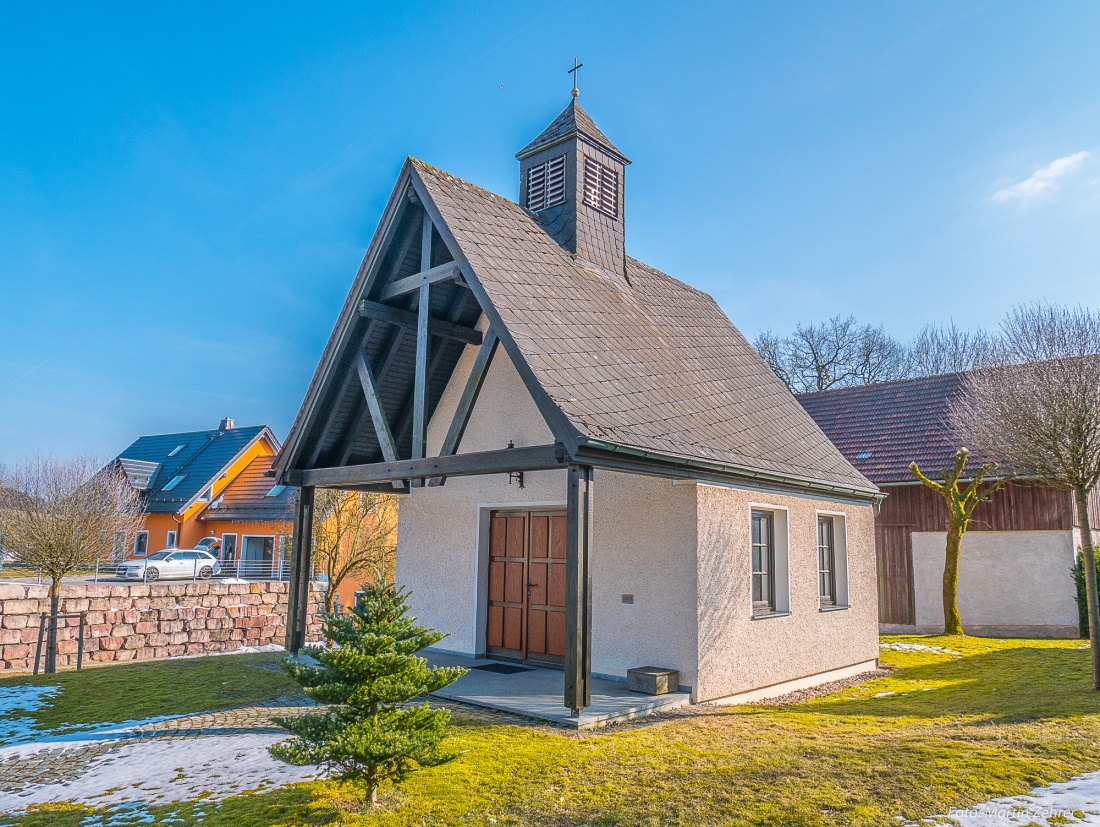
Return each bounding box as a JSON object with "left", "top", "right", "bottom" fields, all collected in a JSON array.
[{"left": 270, "top": 576, "right": 467, "bottom": 806}]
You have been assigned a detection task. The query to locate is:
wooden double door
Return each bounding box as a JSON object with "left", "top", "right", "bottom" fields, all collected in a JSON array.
[{"left": 486, "top": 509, "right": 567, "bottom": 663}]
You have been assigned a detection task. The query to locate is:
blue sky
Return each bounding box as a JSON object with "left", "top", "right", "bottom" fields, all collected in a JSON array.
[{"left": 2, "top": 1, "right": 1099, "bottom": 463}]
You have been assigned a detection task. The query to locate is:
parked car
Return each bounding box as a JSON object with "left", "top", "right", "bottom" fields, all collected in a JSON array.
[{"left": 115, "top": 549, "right": 222, "bottom": 581}]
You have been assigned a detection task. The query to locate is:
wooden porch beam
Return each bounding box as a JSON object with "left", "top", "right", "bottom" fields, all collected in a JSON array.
[
  {"left": 378, "top": 261, "right": 461, "bottom": 301},
  {"left": 355, "top": 348, "right": 398, "bottom": 463},
  {"left": 427, "top": 328, "right": 499, "bottom": 487},
  {"left": 357, "top": 299, "right": 482, "bottom": 346},
  {"left": 565, "top": 465, "right": 594, "bottom": 713},
  {"left": 288, "top": 442, "right": 568, "bottom": 488},
  {"left": 354, "top": 348, "right": 405, "bottom": 490},
  {"left": 336, "top": 329, "right": 407, "bottom": 467}
]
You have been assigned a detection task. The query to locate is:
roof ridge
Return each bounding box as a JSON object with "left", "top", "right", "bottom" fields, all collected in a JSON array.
[{"left": 795, "top": 370, "right": 968, "bottom": 399}]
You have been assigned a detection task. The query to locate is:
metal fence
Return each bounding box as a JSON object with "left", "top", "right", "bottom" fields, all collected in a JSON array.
[{"left": 0, "top": 558, "right": 319, "bottom": 584}]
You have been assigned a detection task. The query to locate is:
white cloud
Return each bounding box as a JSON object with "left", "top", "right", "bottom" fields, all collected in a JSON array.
[{"left": 991, "top": 150, "right": 1091, "bottom": 203}]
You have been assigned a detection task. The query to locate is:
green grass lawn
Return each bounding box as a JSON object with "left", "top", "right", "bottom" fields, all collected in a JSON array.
[
  {"left": 6, "top": 636, "right": 1100, "bottom": 826},
  {"left": 0, "top": 652, "right": 298, "bottom": 731}
]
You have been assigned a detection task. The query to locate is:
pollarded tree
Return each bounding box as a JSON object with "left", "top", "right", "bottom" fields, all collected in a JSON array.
[
  {"left": 0, "top": 455, "right": 144, "bottom": 672},
  {"left": 312, "top": 490, "right": 398, "bottom": 614},
  {"left": 271, "top": 575, "right": 466, "bottom": 806},
  {"left": 951, "top": 304, "right": 1100, "bottom": 688},
  {"left": 909, "top": 449, "right": 1010, "bottom": 636}
]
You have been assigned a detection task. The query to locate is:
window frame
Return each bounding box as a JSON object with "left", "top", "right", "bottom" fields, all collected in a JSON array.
[
  {"left": 748, "top": 505, "right": 791, "bottom": 619},
  {"left": 751, "top": 510, "right": 776, "bottom": 614},
  {"left": 132, "top": 530, "right": 149, "bottom": 558},
  {"left": 815, "top": 511, "right": 850, "bottom": 611},
  {"left": 166, "top": 530, "right": 177, "bottom": 550},
  {"left": 221, "top": 533, "right": 238, "bottom": 561}
]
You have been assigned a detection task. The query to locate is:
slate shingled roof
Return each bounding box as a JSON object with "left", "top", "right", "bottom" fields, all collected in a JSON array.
[
  {"left": 797, "top": 373, "right": 988, "bottom": 484},
  {"left": 115, "top": 425, "right": 275, "bottom": 513},
  {"left": 516, "top": 99, "right": 628, "bottom": 162},
  {"left": 201, "top": 455, "right": 293, "bottom": 523},
  {"left": 412, "top": 159, "right": 876, "bottom": 494}
]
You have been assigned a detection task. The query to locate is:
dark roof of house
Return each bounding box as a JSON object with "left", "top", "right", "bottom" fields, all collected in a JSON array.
[
  {"left": 114, "top": 425, "right": 276, "bottom": 514},
  {"left": 410, "top": 159, "right": 875, "bottom": 494},
  {"left": 200, "top": 455, "right": 293, "bottom": 523},
  {"left": 796, "top": 372, "right": 988, "bottom": 484},
  {"left": 516, "top": 99, "right": 629, "bottom": 162}
]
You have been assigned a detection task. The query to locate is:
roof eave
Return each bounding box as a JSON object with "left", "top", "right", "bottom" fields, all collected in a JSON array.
[{"left": 576, "top": 437, "right": 883, "bottom": 503}]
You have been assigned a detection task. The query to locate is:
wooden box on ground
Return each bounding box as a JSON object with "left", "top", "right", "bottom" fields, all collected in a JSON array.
[{"left": 628, "top": 666, "right": 680, "bottom": 695}]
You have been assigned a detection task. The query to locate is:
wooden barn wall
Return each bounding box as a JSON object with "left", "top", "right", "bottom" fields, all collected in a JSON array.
[{"left": 877, "top": 481, "right": 1074, "bottom": 533}]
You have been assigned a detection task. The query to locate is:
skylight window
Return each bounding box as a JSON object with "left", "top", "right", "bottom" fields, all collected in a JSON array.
[
  {"left": 266, "top": 484, "right": 288, "bottom": 498},
  {"left": 166, "top": 444, "right": 187, "bottom": 458},
  {"left": 162, "top": 474, "right": 187, "bottom": 491},
  {"left": 855, "top": 452, "right": 873, "bottom": 460}
]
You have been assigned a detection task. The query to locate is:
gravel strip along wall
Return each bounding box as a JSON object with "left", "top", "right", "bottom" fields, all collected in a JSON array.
[{"left": 0, "top": 581, "right": 326, "bottom": 671}]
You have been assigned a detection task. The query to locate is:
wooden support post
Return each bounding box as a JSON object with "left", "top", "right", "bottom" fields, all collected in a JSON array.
[
  {"left": 411, "top": 212, "right": 432, "bottom": 472},
  {"left": 285, "top": 485, "right": 315, "bottom": 654},
  {"left": 565, "top": 465, "right": 594, "bottom": 713}
]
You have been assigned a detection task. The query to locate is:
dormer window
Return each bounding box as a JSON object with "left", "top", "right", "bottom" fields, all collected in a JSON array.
[
  {"left": 582, "top": 156, "right": 618, "bottom": 217},
  {"left": 526, "top": 154, "right": 566, "bottom": 211},
  {"left": 163, "top": 474, "right": 186, "bottom": 491}
]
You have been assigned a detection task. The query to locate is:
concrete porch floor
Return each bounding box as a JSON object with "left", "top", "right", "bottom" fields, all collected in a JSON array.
[{"left": 424, "top": 651, "right": 692, "bottom": 729}]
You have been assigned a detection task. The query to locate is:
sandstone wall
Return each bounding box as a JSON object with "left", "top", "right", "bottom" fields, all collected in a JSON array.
[{"left": 0, "top": 581, "right": 325, "bottom": 672}]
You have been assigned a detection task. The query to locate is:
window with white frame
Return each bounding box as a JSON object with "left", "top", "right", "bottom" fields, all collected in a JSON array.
[
  {"left": 750, "top": 507, "right": 790, "bottom": 617},
  {"left": 166, "top": 530, "right": 177, "bottom": 549},
  {"left": 817, "top": 513, "right": 849, "bottom": 609},
  {"left": 526, "top": 154, "right": 566, "bottom": 211},
  {"left": 582, "top": 156, "right": 618, "bottom": 217},
  {"left": 133, "top": 530, "right": 149, "bottom": 557}
]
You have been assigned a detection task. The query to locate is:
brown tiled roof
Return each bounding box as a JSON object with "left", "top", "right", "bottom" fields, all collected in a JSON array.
[
  {"left": 412, "top": 159, "right": 875, "bottom": 494},
  {"left": 200, "top": 455, "right": 293, "bottom": 523},
  {"left": 797, "top": 373, "right": 988, "bottom": 484},
  {"left": 516, "top": 99, "right": 628, "bottom": 162}
]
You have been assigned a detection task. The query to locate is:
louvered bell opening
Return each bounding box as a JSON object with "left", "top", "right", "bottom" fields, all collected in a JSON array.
[
  {"left": 599, "top": 165, "right": 618, "bottom": 217},
  {"left": 527, "top": 154, "right": 566, "bottom": 212},
  {"left": 582, "top": 156, "right": 618, "bottom": 218},
  {"left": 527, "top": 163, "right": 548, "bottom": 211},
  {"left": 582, "top": 157, "right": 601, "bottom": 211},
  {"left": 545, "top": 155, "right": 566, "bottom": 207}
]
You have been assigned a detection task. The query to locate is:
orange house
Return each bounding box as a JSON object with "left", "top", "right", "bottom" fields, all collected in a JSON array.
[{"left": 112, "top": 419, "right": 293, "bottom": 571}]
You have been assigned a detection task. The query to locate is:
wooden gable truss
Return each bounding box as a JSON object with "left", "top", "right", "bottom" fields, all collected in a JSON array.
[{"left": 276, "top": 162, "right": 593, "bottom": 712}]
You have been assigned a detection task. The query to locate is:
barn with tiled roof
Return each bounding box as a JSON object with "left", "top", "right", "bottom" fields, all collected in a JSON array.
[{"left": 799, "top": 374, "right": 1082, "bottom": 638}]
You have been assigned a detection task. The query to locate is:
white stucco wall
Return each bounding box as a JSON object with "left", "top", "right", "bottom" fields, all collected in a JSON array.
[
  {"left": 396, "top": 339, "right": 700, "bottom": 687},
  {"left": 911, "top": 530, "right": 1079, "bottom": 636},
  {"left": 694, "top": 483, "right": 879, "bottom": 703}
]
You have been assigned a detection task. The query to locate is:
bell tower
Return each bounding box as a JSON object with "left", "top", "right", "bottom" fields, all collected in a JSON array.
[{"left": 516, "top": 96, "right": 631, "bottom": 275}]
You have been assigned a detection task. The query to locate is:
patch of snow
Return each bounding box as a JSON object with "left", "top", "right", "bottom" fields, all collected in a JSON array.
[
  {"left": 915, "top": 769, "right": 1100, "bottom": 825},
  {"left": 880, "top": 642, "right": 960, "bottom": 656},
  {"left": 0, "top": 732, "right": 321, "bottom": 813},
  {"left": 167, "top": 643, "right": 285, "bottom": 661},
  {"left": 0, "top": 684, "right": 59, "bottom": 745}
]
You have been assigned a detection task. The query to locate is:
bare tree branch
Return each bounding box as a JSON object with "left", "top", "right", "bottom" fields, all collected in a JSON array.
[{"left": 950, "top": 303, "right": 1100, "bottom": 686}]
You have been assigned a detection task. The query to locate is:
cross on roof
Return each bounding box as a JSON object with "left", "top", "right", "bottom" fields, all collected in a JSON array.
[{"left": 568, "top": 58, "right": 583, "bottom": 98}]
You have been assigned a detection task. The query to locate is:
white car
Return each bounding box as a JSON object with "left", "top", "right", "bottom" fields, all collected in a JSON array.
[{"left": 116, "top": 549, "right": 222, "bottom": 581}]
